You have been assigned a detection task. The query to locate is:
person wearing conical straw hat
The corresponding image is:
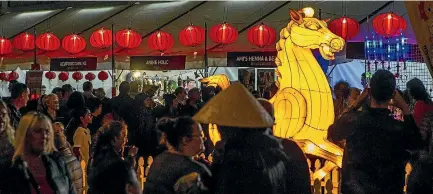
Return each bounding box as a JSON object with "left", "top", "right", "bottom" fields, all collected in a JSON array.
[{"left": 193, "top": 83, "right": 312, "bottom": 194}]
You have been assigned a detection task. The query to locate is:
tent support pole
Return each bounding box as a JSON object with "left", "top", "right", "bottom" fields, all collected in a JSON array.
[
  {"left": 111, "top": 22, "right": 116, "bottom": 97},
  {"left": 33, "top": 27, "right": 37, "bottom": 66},
  {"left": 204, "top": 21, "right": 208, "bottom": 77}
]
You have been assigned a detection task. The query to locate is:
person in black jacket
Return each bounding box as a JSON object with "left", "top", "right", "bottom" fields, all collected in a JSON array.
[
  {"left": 88, "top": 121, "right": 138, "bottom": 194},
  {"left": 0, "top": 112, "right": 76, "bottom": 194},
  {"left": 333, "top": 70, "right": 422, "bottom": 194}
]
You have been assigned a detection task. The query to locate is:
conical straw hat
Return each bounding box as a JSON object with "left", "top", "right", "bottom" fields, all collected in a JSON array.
[{"left": 193, "top": 82, "right": 274, "bottom": 128}]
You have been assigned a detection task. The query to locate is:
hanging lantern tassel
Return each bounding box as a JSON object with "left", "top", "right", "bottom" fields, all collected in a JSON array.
[
  {"left": 381, "top": 61, "right": 385, "bottom": 69},
  {"left": 374, "top": 60, "right": 378, "bottom": 71},
  {"left": 367, "top": 61, "right": 371, "bottom": 72},
  {"left": 403, "top": 61, "right": 407, "bottom": 70},
  {"left": 387, "top": 62, "right": 391, "bottom": 70}
]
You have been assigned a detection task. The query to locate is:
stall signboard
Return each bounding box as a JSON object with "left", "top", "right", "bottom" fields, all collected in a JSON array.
[
  {"left": 130, "top": 56, "right": 186, "bottom": 70},
  {"left": 227, "top": 52, "right": 277, "bottom": 67},
  {"left": 50, "top": 57, "right": 97, "bottom": 71},
  {"left": 25, "top": 71, "right": 43, "bottom": 90}
]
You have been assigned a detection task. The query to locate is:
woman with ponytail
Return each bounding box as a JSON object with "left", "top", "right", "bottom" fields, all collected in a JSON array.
[{"left": 65, "top": 108, "right": 93, "bottom": 164}]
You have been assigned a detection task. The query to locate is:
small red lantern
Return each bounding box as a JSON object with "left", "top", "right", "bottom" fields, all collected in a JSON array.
[
  {"left": 59, "top": 72, "right": 69, "bottom": 82},
  {"left": 85, "top": 72, "right": 96, "bottom": 81},
  {"left": 373, "top": 12, "right": 406, "bottom": 38},
  {"left": 247, "top": 23, "right": 276, "bottom": 48},
  {"left": 0, "top": 38, "right": 13, "bottom": 56},
  {"left": 209, "top": 23, "right": 238, "bottom": 45},
  {"left": 45, "top": 71, "right": 56, "bottom": 80},
  {"left": 98, "top": 71, "right": 109, "bottom": 81},
  {"left": 90, "top": 27, "right": 113, "bottom": 49},
  {"left": 72, "top": 72, "right": 83, "bottom": 82},
  {"left": 179, "top": 25, "right": 205, "bottom": 47},
  {"left": 62, "top": 34, "right": 86, "bottom": 54},
  {"left": 329, "top": 17, "right": 360, "bottom": 41},
  {"left": 8, "top": 71, "right": 19, "bottom": 81},
  {"left": 13, "top": 32, "right": 35, "bottom": 51},
  {"left": 36, "top": 32, "right": 60, "bottom": 51},
  {"left": 148, "top": 31, "right": 174, "bottom": 53},
  {"left": 115, "top": 29, "right": 142, "bottom": 49},
  {"left": 0, "top": 72, "right": 8, "bottom": 81}
]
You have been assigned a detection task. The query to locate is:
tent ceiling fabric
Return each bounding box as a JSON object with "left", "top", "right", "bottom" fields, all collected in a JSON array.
[{"left": 0, "top": 1, "right": 412, "bottom": 67}]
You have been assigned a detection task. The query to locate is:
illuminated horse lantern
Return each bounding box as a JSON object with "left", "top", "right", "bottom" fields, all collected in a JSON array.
[{"left": 202, "top": 8, "right": 344, "bottom": 178}]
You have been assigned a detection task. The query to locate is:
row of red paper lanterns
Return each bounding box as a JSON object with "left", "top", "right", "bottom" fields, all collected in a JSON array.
[
  {"left": 0, "top": 12, "right": 406, "bottom": 56},
  {"left": 0, "top": 71, "right": 19, "bottom": 82},
  {"left": 45, "top": 71, "right": 109, "bottom": 82}
]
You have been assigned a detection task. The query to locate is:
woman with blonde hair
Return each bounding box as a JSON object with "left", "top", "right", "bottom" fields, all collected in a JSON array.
[
  {"left": 0, "top": 100, "right": 15, "bottom": 164},
  {"left": 0, "top": 112, "right": 76, "bottom": 194}
]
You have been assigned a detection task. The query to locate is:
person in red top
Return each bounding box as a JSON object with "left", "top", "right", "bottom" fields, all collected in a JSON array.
[{"left": 407, "top": 78, "right": 433, "bottom": 126}]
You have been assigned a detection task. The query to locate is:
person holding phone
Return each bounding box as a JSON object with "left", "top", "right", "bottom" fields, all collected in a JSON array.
[{"left": 335, "top": 70, "right": 422, "bottom": 194}]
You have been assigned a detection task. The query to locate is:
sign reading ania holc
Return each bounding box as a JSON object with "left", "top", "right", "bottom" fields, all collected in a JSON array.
[
  {"left": 227, "top": 52, "right": 277, "bottom": 67},
  {"left": 50, "top": 57, "right": 98, "bottom": 71},
  {"left": 130, "top": 56, "right": 186, "bottom": 70}
]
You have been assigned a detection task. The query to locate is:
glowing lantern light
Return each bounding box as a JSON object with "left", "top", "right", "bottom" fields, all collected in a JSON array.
[
  {"left": 13, "top": 32, "right": 35, "bottom": 51},
  {"left": 329, "top": 17, "right": 359, "bottom": 41},
  {"left": 373, "top": 12, "right": 406, "bottom": 38},
  {"left": 45, "top": 71, "right": 56, "bottom": 80},
  {"left": 8, "top": 71, "right": 19, "bottom": 81},
  {"left": 98, "top": 71, "right": 109, "bottom": 81},
  {"left": 247, "top": 23, "right": 276, "bottom": 48},
  {"left": 90, "top": 27, "right": 112, "bottom": 49},
  {"left": 62, "top": 34, "right": 86, "bottom": 54},
  {"left": 148, "top": 31, "right": 174, "bottom": 53},
  {"left": 115, "top": 29, "right": 142, "bottom": 49},
  {"left": 0, "top": 38, "right": 13, "bottom": 56},
  {"left": 0, "top": 72, "right": 7, "bottom": 81},
  {"left": 85, "top": 72, "right": 96, "bottom": 81},
  {"left": 209, "top": 23, "right": 238, "bottom": 45},
  {"left": 179, "top": 25, "right": 205, "bottom": 47},
  {"left": 36, "top": 32, "right": 60, "bottom": 51},
  {"left": 59, "top": 72, "right": 69, "bottom": 82}
]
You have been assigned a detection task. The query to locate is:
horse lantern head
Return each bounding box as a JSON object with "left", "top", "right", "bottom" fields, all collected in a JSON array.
[{"left": 288, "top": 8, "right": 345, "bottom": 60}]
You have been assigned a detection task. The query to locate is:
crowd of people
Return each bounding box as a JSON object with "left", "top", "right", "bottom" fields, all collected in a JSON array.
[{"left": 0, "top": 69, "right": 431, "bottom": 194}]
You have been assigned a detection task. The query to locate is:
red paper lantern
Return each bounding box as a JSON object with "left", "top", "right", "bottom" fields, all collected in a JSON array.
[
  {"left": 72, "top": 72, "right": 83, "bottom": 82},
  {"left": 329, "top": 17, "right": 360, "bottom": 41},
  {"left": 45, "top": 71, "right": 56, "bottom": 80},
  {"left": 0, "top": 72, "right": 8, "bottom": 81},
  {"left": 373, "top": 12, "right": 406, "bottom": 38},
  {"left": 36, "top": 32, "right": 60, "bottom": 51},
  {"left": 247, "top": 23, "right": 276, "bottom": 48},
  {"left": 90, "top": 27, "right": 113, "bottom": 49},
  {"left": 0, "top": 38, "right": 13, "bottom": 56},
  {"left": 98, "top": 71, "right": 109, "bottom": 81},
  {"left": 209, "top": 23, "right": 238, "bottom": 45},
  {"left": 62, "top": 34, "right": 86, "bottom": 54},
  {"left": 85, "top": 72, "right": 96, "bottom": 81},
  {"left": 13, "top": 32, "right": 35, "bottom": 51},
  {"left": 8, "top": 71, "right": 19, "bottom": 81},
  {"left": 179, "top": 25, "right": 205, "bottom": 47},
  {"left": 148, "top": 31, "right": 174, "bottom": 53},
  {"left": 115, "top": 29, "right": 142, "bottom": 49},
  {"left": 59, "top": 72, "right": 69, "bottom": 82}
]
